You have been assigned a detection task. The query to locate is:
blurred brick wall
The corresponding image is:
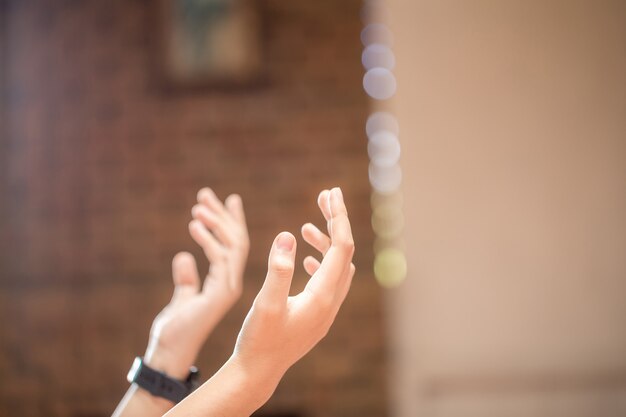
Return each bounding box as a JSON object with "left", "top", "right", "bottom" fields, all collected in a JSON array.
[{"left": 0, "top": 0, "right": 387, "bottom": 416}]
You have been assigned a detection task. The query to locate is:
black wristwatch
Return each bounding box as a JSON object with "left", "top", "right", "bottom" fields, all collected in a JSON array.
[{"left": 126, "top": 356, "right": 200, "bottom": 403}]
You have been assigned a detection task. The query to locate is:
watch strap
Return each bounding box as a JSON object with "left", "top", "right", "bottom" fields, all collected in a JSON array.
[{"left": 127, "top": 357, "right": 199, "bottom": 403}]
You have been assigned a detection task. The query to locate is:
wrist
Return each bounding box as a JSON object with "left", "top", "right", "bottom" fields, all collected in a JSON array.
[
  {"left": 144, "top": 344, "right": 194, "bottom": 380},
  {"left": 227, "top": 353, "right": 285, "bottom": 402},
  {"left": 131, "top": 381, "right": 176, "bottom": 409},
  {"left": 163, "top": 355, "right": 280, "bottom": 417},
  {"left": 143, "top": 355, "right": 189, "bottom": 381}
]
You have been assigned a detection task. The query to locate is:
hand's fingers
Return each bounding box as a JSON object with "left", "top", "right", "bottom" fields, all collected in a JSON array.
[
  {"left": 303, "top": 255, "right": 321, "bottom": 276},
  {"left": 317, "top": 189, "right": 333, "bottom": 240},
  {"left": 192, "top": 204, "right": 235, "bottom": 247},
  {"left": 317, "top": 189, "right": 331, "bottom": 222},
  {"left": 225, "top": 194, "right": 247, "bottom": 229},
  {"left": 197, "top": 187, "right": 232, "bottom": 223},
  {"left": 326, "top": 187, "right": 354, "bottom": 257},
  {"left": 305, "top": 187, "right": 354, "bottom": 300},
  {"left": 225, "top": 194, "right": 250, "bottom": 259},
  {"left": 223, "top": 194, "right": 250, "bottom": 291},
  {"left": 170, "top": 252, "right": 200, "bottom": 304},
  {"left": 256, "top": 232, "right": 297, "bottom": 310},
  {"left": 172, "top": 252, "right": 201, "bottom": 287},
  {"left": 301, "top": 223, "right": 331, "bottom": 255},
  {"left": 188, "top": 220, "right": 227, "bottom": 268}
]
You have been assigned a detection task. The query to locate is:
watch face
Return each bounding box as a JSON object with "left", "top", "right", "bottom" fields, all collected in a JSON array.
[{"left": 126, "top": 357, "right": 143, "bottom": 383}]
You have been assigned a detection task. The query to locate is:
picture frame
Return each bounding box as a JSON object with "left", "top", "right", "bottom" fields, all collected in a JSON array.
[{"left": 158, "top": 0, "right": 263, "bottom": 87}]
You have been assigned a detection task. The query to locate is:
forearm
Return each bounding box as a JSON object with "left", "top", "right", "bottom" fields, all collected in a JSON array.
[{"left": 164, "top": 356, "right": 282, "bottom": 417}]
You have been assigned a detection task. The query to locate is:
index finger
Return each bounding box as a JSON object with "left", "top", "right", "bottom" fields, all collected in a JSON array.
[{"left": 225, "top": 193, "right": 247, "bottom": 228}]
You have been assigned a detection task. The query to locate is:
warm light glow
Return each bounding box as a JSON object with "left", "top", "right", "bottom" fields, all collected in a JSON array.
[
  {"left": 374, "top": 248, "right": 407, "bottom": 288},
  {"left": 372, "top": 203, "right": 404, "bottom": 239},
  {"left": 371, "top": 190, "right": 403, "bottom": 210}
]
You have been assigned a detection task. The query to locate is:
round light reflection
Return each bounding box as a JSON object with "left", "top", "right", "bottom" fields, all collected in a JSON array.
[
  {"left": 372, "top": 204, "right": 404, "bottom": 239},
  {"left": 369, "top": 163, "right": 402, "bottom": 194},
  {"left": 360, "top": 23, "right": 394, "bottom": 46},
  {"left": 371, "top": 190, "right": 403, "bottom": 210},
  {"left": 374, "top": 248, "right": 407, "bottom": 288},
  {"left": 362, "top": 43, "right": 395, "bottom": 70},
  {"left": 368, "top": 131, "right": 400, "bottom": 167},
  {"left": 363, "top": 67, "right": 396, "bottom": 100},
  {"left": 366, "top": 112, "right": 399, "bottom": 138}
]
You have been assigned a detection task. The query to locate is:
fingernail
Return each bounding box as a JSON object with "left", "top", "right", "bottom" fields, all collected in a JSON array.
[
  {"left": 276, "top": 232, "right": 295, "bottom": 252},
  {"left": 191, "top": 205, "right": 199, "bottom": 216}
]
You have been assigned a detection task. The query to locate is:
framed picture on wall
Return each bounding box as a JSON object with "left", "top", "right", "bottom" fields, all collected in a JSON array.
[{"left": 158, "top": 0, "right": 263, "bottom": 87}]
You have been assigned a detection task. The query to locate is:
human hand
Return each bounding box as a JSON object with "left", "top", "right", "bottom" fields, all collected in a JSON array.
[
  {"left": 161, "top": 187, "right": 354, "bottom": 417},
  {"left": 144, "top": 188, "right": 249, "bottom": 379},
  {"left": 231, "top": 187, "right": 355, "bottom": 392}
]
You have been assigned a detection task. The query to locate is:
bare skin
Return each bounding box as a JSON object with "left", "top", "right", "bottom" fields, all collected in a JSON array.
[
  {"left": 113, "top": 188, "right": 250, "bottom": 417},
  {"left": 164, "top": 187, "right": 355, "bottom": 417}
]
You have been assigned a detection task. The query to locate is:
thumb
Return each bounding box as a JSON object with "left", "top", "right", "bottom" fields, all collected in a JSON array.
[
  {"left": 256, "top": 232, "right": 297, "bottom": 309},
  {"left": 170, "top": 252, "right": 200, "bottom": 304}
]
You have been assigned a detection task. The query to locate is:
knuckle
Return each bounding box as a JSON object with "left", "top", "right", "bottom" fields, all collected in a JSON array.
[
  {"left": 335, "top": 236, "right": 355, "bottom": 253},
  {"left": 270, "top": 257, "right": 294, "bottom": 277}
]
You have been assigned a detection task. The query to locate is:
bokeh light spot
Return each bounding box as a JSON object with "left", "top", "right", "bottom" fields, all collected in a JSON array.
[
  {"left": 374, "top": 248, "right": 407, "bottom": 288},
  {"left": 363, "top": 68, "right": 396, "bottom": 100},
  {"left": 369, "top": 163, "right": 402, "bottom": 194},
  {"left": 368, "top": 131, "right": 401, "bottom": 167},
  {"left": 362, "top": 43, "right": 395, "bottom": 70},
  {"left": 360, "top": 23, "right": 394, "bottom": 46},
  {"left": 366, "top": 111, "right": 399, "bottom": 138},
  {"left": 372, "top": 203, "right": 404, "bottom": 240}
]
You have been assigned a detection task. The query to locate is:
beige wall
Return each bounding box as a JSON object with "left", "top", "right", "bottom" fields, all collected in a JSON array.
[{"left": 386, "top": 1, "right": 626, "bottom": 416}]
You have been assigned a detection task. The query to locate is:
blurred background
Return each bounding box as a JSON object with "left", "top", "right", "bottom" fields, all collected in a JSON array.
[{"left": 1, "top": 0, "right": 625, "bottom": 416}]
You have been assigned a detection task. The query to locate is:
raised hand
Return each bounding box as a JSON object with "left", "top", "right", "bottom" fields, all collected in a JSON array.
[
  {"left": 144, "top": 188, "right": 250, "bottom": 379},
  {"left": 114, "top": 188, "right": 250, "bottom": 417},
  {"left": 164, "top": 187, "right": 356, "bottom": 417},
  {"left": 232, "top": 187, "right": 355, "bottom": 380}
]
